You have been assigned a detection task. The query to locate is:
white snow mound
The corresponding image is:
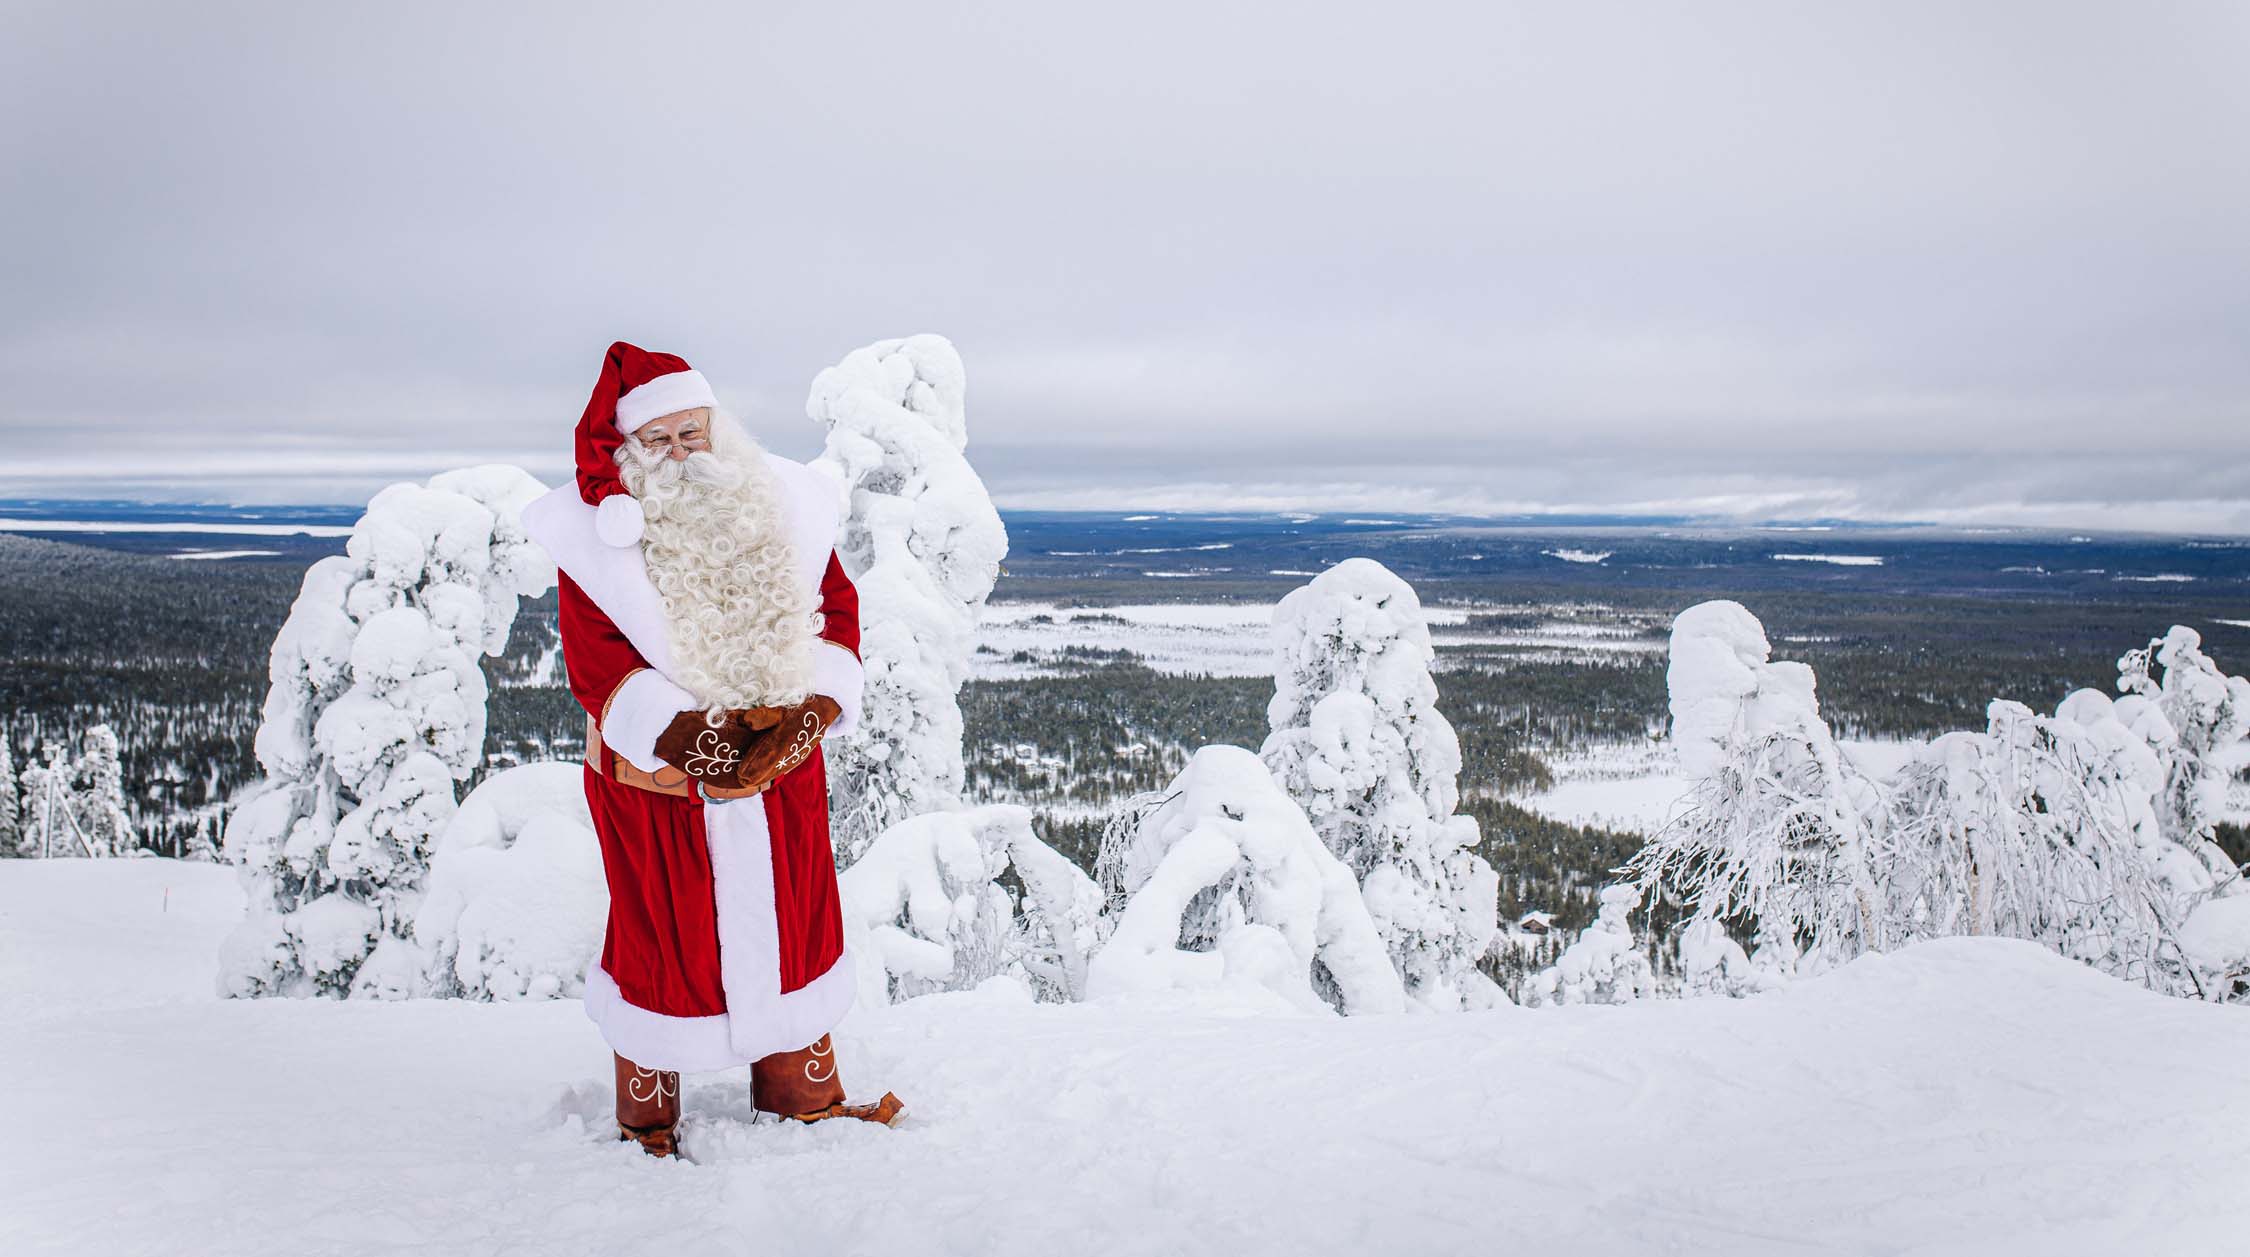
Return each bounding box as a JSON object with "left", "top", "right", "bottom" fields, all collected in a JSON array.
[{"left": 6, "top": 859, "right": 2249, "bottom": 1257}]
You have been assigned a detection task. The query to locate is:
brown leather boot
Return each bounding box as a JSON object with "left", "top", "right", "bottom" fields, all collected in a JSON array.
[
  {"left": 787, "top": 1092, "right": 906, "bottom": 1126},
  {"left": 751, "top": 1034, "right": 906, "bottom": 1126},
  {"left": 615, "top": 1053, "right": 681, "bottom": 1157}
]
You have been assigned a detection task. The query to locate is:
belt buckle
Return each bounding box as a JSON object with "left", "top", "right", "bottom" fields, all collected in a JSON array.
[{"left": 698, "top": 778, "right": 769, "bottom": 805}]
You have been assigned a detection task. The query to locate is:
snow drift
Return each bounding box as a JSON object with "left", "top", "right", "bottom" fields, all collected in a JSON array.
[{"left": 7, "top": 858, "right": 2248, "bottom": 1257}]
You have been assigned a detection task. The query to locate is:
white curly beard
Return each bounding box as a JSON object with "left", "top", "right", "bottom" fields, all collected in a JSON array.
[{"left": 615, "top": 410, "right": 817, "bottom": 717}]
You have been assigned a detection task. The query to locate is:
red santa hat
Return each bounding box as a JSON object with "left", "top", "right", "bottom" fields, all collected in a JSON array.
[{"left": 573, "top": 340, "right": 721, "bottom": 547}]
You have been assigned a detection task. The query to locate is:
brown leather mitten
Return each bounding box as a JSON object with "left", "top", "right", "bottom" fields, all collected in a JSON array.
[
  {"left": 651, "top": 708, "right": 765, "bottom": 788},
  {"left": 732, "top": 695, "right": 843, "bottom": 795}
]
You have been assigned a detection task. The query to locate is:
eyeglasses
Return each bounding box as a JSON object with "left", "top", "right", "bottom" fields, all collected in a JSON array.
[{"left": 635, "top": 422, "right": 711, "bottom": 455}]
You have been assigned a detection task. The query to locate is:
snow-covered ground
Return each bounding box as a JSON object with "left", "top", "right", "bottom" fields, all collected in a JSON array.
[
  {"left": 973, "top": 600, "right": 1472, "bottom": 678},
  {"left": 1520, "top": 768, "right": 1696, "bottom": 834},
  {"left": 1771, "top": 552, "right": 1885, "bottom": 566},
  {"left": 8, "top": 858, "right": 2249, "bottom": 1256},
  {"left": 168, "top": 547, "right": 285, "bottom": 560},
  {"left": 973, "top": 600, "right": 1665, "bottom": 679}
]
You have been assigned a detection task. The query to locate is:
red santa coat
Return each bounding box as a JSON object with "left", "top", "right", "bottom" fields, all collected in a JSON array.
[{"left": 520, "top": 451, "right": 864, "bottom": 1072}]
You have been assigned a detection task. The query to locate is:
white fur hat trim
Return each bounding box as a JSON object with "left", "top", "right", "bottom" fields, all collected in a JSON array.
[{"left": 615, "top": 369, "right": 718, "bottom": 433}]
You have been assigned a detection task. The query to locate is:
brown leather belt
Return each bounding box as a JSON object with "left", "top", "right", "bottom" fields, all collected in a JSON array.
[{"left": 585, "top": 716, "right": 766, "bottom": 801}]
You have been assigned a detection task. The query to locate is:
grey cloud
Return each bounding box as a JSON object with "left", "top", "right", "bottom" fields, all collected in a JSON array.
[{"left": 2, "top": 2, "right": 2246, "bottom": 529}]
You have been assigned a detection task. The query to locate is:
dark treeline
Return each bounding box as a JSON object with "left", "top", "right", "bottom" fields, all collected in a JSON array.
[
  {"left": 6, "top": 532, "right": 2244, "bottom": 934},
  {"left": 1, "top": 536, "right": 301, "bottom": 853}
]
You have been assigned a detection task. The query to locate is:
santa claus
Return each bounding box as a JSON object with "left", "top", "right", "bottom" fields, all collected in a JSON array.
[{"left": 520, "top": 341, "right": 901, "bottom": 1158}]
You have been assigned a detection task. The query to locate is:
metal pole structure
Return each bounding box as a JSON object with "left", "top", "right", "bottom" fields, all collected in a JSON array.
[{"left": 38, "top": 768, "right": 94, "bottom": 858}]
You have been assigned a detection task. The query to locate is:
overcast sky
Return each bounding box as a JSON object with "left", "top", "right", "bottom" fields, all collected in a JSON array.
[{"left": 4, "top": 3, "right": 2247, "bottom": 531}]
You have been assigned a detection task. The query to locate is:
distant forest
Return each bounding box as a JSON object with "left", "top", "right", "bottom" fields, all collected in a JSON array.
[{"left": 4, "top": 531, "right": 2246, "bottom": 934}]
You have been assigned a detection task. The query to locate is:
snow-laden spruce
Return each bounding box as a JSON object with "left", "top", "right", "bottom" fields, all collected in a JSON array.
[
  {"left": 808, "top": 335, "right": 1008, "bottom": 864},
  {"left": 71, "top": 725, "right": 134, "bottom": 855},
  {"left": 1259, "top": 558, "right": 1500, "bottom": 1010},
  {"left": 838, "top": 803, "right": 1103, "bottom": 1005},
  {"left": 1628, "top": 600, "right": 1885, "bottom": 975},
  {"left": 411, "top": 762, "right": 605, "bottom": 1001},
  {"left": 2106, "top": 626, "right": 2250, "bottom": 997},
  {"left": 1089, "top": 745, "right": 1406, "bottom": 1014},
  {"left": 1522, "top": 883, "right": 1656, "bottom": 1006},
  {"left": 1673, "top": 915, "right": 1780, "bottom": 998},
  {"left": 2118, "top": 626, "right": 2250, "bottom": 856},
  {"left": 220, "top": 466, "right": 554, "bottom": 999}
]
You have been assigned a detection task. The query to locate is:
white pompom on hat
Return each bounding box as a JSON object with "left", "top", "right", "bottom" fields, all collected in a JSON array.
[{"left": 594, "top": 494, "right": 647, "bottom": 547}]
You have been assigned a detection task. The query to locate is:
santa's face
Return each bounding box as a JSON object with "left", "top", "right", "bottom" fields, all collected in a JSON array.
[
  {"left": 629, "top": 407, "right": 713, "bottom": 461},
  {"left": 618, "top": 407, "right": 744, "bottom": 500}
]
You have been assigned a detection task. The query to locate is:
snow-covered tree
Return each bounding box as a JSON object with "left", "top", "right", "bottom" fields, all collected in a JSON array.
[
  {"left": 0, "top": 736, "right": 19, "bottom": 857},
  {"left": 1637, "top": 602, "right": 2232, "bottom": 1002},
  {"left": 1747, "top": 918, "right": 1801, "bottom": 988},
  {"left": 1088, "top": 745, "right": 1407, "bottom": 1015},
  {"left": 410, "top": 762, "right": 605, "bottom": 1001},
  {"left": 1628, "top": 600, "right": 1885, "bottom": 974},
  {"left": 2179, "top": 896, "right": 2250, "bottom": 1002},
  {"left": 1523, "top": 884, "right": 1655, "bottom": 1006},
  {"left": 2117, "top": 626, "right": 2250, "bottom": 864},
  {"left": 184, "top": 813, "right": 222, "bottom": 864},
  {"left": 1004, "top": 812, "right": 1110, "bottom": 1002},
  {"left": 220, "top": 466, "right": 554, "bottom": 999},
  {"left": 838, "top": 803, "right": 1102, "bottom": 1005},
  {"left": 2054, "top": 687, "right": 2226, "bottom": 906},
  {"left": 838, "top": 805, "right": 1020, "bottom": 1005},
  {"left": 1675, "top": 917, "right": 1764, "bottom": 998},
  {"left": 1259, "top": 558, "right": 1501, "bottom": 1010},
  {"left": 69, "top": 725, "right": 134, "bottom": 856},
  {"left": 808, "top": 335, "right": 1008, "bottom": 863},
  {"left": 1882, "top": 695, "right": 2211, "bottom": 997}
]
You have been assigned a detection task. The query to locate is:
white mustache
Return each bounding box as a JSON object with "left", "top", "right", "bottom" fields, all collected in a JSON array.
[{"left": 630, "top": 446, "right": 745, "bottom": 492}]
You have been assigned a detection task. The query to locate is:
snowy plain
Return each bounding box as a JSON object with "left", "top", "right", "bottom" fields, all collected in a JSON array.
[
  {"left": 971, "top": 600, "right": 1468, "bottom": 678},
  {"left": 0, "top": 517, "right": 354, "bottom": 537},
  {"left": 1516, "top": 739, "right": 1925, "bottom": 835},
  {"left": 1771, "top": 552, "right": 1885, "bottom": 566},
  {"left": 970, "top": 599, "right": 1664, "bottom": 680},
  {"left": 7, "top": 858, "right": 2248, "bottom": 1257}
]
